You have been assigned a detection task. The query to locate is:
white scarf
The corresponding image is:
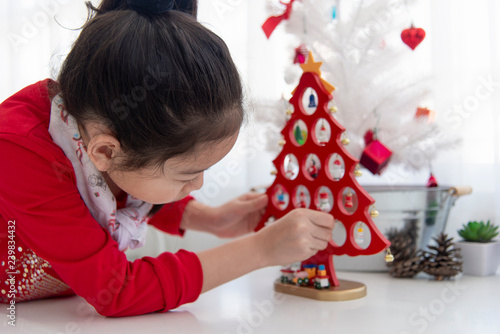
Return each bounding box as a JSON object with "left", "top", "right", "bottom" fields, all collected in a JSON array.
[{"left": 48, "top": 95, "right": 153, "bottom": 251}]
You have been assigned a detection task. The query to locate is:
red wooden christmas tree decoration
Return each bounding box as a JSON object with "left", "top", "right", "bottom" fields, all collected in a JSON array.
[{"left": 257, "top": 52, "right": 390, "bottom": 294}]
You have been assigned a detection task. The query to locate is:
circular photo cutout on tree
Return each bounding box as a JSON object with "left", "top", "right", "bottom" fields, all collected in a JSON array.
[
  {"left": 290, "top": 119, "right": 308, "bottom": 146},
  {"left": 303, "top": 153, "right": 321, "bottom": 180},
  {"left": 301, "top": 87, "right": 319, "bottom": 115},
  {"left": 326, "top": 153, "right": 345, "bottom": 181},
  {"left": 353, "top": 221, "right": 371, "bottom": 250},
  {"left": 292, "top": 185, "right": 311, "bottom": 209},
  {"left": 338, "top": 187, "right": 358, "bottom": 215},
  {"left": 314, "top": 186, "right": 334, "bottom": 213},
  {"left": 313, "top": 118, "right": 331, "bottom": 146},
  {"left": 283, "top": 154, "right": 299, "bottom": 180},
  {"left": 332, "top": 219, "right": 347, "bottom": 247}
]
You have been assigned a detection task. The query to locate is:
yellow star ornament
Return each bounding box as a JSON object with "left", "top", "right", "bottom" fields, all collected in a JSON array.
[
  {"left": 296, "top": 51, "right": 335, "bottom": 95},
  {"left": 300, "top": 52, "right": 323, "bottom": 75}
]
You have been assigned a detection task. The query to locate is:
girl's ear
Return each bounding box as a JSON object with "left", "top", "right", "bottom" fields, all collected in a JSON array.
[{"left": 86, "top": 134, "right": 122, "bottom": 172}]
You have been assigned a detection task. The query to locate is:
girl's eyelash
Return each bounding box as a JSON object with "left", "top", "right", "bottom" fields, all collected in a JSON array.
[
  {"left": 180, "top": 169, "right": 207, "bottom": 184},
  {"left": 183, "top": 175, "right": 199, "bottom": 184}
]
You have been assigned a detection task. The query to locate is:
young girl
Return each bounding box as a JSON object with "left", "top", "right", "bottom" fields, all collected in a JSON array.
[{"left": 0, "top": 0, "right": 334, "bottom": 316}]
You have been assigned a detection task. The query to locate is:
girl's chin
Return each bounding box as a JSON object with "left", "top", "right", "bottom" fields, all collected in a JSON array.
[
  {"left": 128, "top": 191, "right": 189, "bottom": 205},
  {"left": 147, "top": 193, "right": 189, "bottom": 205}
]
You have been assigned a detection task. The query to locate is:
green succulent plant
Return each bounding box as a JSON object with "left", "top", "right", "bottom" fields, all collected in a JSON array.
[{"left": 458, "top": 220, "right": 499, "bottom": 243}]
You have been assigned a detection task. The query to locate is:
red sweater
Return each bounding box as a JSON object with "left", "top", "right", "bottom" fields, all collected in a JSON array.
[{"left": 0, "top": 80, "right": 203, "bottom": 316}]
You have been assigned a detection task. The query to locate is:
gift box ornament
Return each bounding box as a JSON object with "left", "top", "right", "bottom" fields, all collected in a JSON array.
[{"left": 360, "top": 140, "right": 392, "bottom": 175}]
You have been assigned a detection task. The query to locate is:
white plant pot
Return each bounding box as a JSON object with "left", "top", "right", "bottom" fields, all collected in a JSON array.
[{"left": 456, "top": 240, "right": 500, "bottom": 276}]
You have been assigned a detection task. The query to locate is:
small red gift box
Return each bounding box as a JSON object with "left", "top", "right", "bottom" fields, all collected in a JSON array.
[{"left": 360, "top": 140, "right": 392, "bottom": 175}]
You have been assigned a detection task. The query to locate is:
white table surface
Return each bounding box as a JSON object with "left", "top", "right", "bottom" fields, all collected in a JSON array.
[{"left": 2, "top": 266, "right": 500, "bottom": 334}]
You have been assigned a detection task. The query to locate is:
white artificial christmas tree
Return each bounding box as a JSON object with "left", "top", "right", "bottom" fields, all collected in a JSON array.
[{"left": 258, "top": 0, "right": 458, "bottom": 175}]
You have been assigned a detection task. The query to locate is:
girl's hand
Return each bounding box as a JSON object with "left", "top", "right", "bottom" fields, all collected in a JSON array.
[
  {"left": 196, "top": 207, "right": 334, "bottom": 293},
  {"left": 211, "top": 192, "right": 268, "bottom": 238},
  {"left": 254, "top": 209, "right": 335, "bottom": 267}
]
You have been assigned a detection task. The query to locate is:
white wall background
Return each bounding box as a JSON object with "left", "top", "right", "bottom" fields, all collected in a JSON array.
[{"left": 1, "top": 0, "right": 499, "bottom": 260}]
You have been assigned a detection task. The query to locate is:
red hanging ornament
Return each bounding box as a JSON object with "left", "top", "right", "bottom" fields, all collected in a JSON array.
[
  {"left": 401, "top": 25, "right": 426, "bottom": 50},
  {"left": 360, "top": 140, "right": 392, "bottom": 175},
  {"left": 294, "top": 44, "right": 309, "bottom": 64},
  {"left": 415, "top": 107, "right": 436, "bottom": 123},
  {"left": 427, "top": 173, "right": 438, "bottom": 187},
  {"left": 344, "top": 191, "right": 354, "bottom": 208},
  {"left": 363, "top": 129, "right": 375, "bottom": 146},
  {"left": 262, "top": 0, "right": 297, "bottom": 39}
]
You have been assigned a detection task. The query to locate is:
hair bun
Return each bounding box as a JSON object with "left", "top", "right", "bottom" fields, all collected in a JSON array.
[{"left": 127, "top": 0, "right": 175, "bottom": 14}]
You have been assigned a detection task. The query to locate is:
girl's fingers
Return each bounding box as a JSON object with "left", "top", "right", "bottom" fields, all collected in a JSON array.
[
  {"left": 232, "top": 193, "right": 267, "bottom": 212},
  {"left": 239, "top": 192, "right": 266, "bottom": 201},
  {"left": 310, "top": 226, "right": 333, "bottom": 243},
  {"left": 310, "top": 239, "right": 329, "bottom": 252},
  {"left": 306, "top": 209, "right": 335, "bottom": 229}
]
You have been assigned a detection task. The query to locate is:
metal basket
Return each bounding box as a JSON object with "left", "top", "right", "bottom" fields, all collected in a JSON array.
[{"left": 334, "top": 185, "right": 472, "bottom": 272}]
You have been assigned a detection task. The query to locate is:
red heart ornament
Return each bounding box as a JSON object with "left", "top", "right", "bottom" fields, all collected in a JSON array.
[{"left": 401, "top": 26, "right": 426, "bottom": 50}]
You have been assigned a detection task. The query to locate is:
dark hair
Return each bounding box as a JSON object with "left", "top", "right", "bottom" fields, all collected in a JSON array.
[{"left": 58, "top": 0, "right": 243, "bottom": 170}]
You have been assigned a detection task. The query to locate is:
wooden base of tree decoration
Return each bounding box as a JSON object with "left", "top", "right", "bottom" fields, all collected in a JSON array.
[
  {"left": 274, "top": 279, "right": 366, "bottom": 301},
  {"left": 256, "top": 52, "right": 391, "bottom": 301}
]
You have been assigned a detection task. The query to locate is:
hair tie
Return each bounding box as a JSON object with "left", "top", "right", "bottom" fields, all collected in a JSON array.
[{"left": 127, "top": 0, "right": 175, "bottom": 15}]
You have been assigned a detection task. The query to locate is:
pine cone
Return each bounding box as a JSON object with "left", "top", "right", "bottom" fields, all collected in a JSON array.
[
  {"left": 386, "top": 219, "right": 419, "bottom": 263},
  {"left": 389, "top": 250, "right": 424, "bottom": 278},
  {"left": 422, "top": 233, "right": 462, "bottom": 280},
  {"left": 403, "top": 218, "right": 419, "bottom": 246},
  {"left": 386, "top": 220, "right": 424, "bottom": 278},
  {"left": 387, "top": 234, "right": 413, "bottom": 262}
]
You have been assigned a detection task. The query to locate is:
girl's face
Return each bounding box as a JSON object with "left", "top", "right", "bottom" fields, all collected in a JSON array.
[{"left": 106, "top": 133, "right": 239, "bottom": 204}]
